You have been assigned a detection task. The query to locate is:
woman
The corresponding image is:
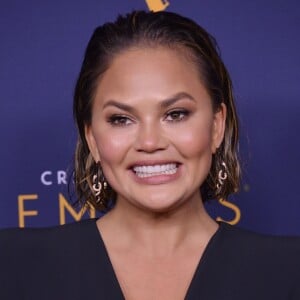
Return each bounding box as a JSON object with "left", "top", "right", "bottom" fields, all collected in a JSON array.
[{"left": 1, "top": 10, "right": 299, "bottom": 300}]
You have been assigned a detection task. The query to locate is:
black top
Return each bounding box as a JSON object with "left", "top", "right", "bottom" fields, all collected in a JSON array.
[{"left": 0, "top": 218, "right": 300, "bottom": 300}]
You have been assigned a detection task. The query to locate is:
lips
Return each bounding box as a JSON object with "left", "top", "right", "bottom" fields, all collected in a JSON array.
[{"left": 132, "top": 163, "right": 179, "bottom": 178}]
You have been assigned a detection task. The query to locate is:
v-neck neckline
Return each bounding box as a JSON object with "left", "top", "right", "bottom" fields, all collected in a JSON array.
[{"left": 89, "top": 218, "right": 226, "bottom": 299}]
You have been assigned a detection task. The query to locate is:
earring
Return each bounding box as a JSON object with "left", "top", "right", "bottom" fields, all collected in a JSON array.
[
  {"left": 216, "top": 161, "right": 228, "bottom": 191},
  {"left": 92, "top": 162, "right": 107, "bottom": 204}
]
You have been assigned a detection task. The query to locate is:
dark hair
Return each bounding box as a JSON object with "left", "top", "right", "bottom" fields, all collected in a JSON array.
[{"left": 73, "top": 10, "right": 240, "bottom": 211}]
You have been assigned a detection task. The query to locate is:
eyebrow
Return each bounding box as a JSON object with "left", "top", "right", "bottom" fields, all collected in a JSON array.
[
  {"left": 160, "top": 92, "right": 196, "bottom": 108},
  {"left": 103, "top": 92, "right": 196, "bottom": 112}
]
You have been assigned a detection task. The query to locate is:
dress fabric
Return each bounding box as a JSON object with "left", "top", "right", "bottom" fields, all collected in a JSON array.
[{"left": 0, "top": 218, "right": 300, "bottom": 300}]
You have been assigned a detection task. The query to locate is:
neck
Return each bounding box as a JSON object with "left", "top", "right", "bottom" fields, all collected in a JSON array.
[{"left": 97, "top": 195, "right": 218, "bottom": 257}]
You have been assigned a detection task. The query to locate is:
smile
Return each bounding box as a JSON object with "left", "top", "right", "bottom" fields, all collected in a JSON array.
[{"left": 133, "top": 163, "right": 178, "bottom": 178}]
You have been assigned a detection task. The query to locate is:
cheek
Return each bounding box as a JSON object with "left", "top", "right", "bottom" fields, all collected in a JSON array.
[
  {"left": 93, "top": 128, "right": 132, "bottom": 164},
  {"left": 173, "top": 121, "right": 213, "bottom": 157}
]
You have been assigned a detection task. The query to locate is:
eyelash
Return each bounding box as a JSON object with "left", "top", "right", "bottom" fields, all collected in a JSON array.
[
  {"left": 107, "top": 109, "right": 190, "bottom": 127},
  {"left": 165, "top": 109, "right": 190, "bottom": 122},
  {"left": 107, "top": 115, "right": 133, "bottom": 127}
]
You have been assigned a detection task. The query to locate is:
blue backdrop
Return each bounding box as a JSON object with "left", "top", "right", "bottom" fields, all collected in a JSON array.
[{"left": 1, "top": 0, "right": 299, "bottom": 235}]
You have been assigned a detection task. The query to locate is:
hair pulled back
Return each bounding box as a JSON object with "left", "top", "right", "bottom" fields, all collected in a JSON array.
[{"left": 73, "top": 10, "right": 240, "bottom": 211}]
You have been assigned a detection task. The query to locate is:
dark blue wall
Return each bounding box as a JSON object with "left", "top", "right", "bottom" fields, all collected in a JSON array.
[{"left": 1, "top": 0, "right": 299, "bottom": 235}]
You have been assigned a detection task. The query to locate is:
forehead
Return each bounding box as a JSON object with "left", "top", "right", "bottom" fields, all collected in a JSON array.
[{"left": 94, "top": 46, "right": 210, "bottom": 105}]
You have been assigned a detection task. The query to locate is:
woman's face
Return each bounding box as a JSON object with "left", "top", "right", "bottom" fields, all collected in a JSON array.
[{"left": 85, "top": 47, "right": 226, "bottom": 213}]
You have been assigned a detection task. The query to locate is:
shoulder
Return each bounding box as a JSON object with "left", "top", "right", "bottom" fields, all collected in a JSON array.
[
  {"left": 0, "top": 218, "right": 98, "bottom": 260},
  {"left": 219, "top": 222, "right": 300, "bottom": 257},
  {"left": 0, "top": 217, "right": 97, "bottom": 240},
  {"left": 215, "top": 222, "right": 300, "bottom": 297},
  {"left": 0, "top": 219, "right": 100, "bottom": 299}
]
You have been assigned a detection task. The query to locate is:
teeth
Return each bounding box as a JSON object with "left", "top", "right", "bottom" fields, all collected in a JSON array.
[{"left": 133, "top": 163, "right": 178, "bottom": 178}]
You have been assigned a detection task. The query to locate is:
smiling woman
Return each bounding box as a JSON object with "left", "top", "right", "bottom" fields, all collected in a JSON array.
[
  {"left": 74, "top": 11, "right": 240, "bottom": 213},
  {"left": 84, "top": 46, "right": 226, "bottom": 214},
  {"left": 1, "top": 10, "right": 300, "bottom": 300}
]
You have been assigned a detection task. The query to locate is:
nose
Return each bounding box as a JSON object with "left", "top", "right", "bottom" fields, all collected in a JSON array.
[{"left": 134, "top": 122, "right": 168, "bottom": 153}]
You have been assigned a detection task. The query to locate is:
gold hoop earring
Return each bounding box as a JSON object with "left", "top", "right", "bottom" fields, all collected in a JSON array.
[
  {"left": 92, "top": 162, "right": 107, "bottom": 204},
  {"left": 216, "top": 161, "right": 228, "bottom": 192}
]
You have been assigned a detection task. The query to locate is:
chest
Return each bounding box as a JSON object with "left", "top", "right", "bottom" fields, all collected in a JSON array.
[{"left": 109, "top": 250, "right": 203, "bottom": 300}]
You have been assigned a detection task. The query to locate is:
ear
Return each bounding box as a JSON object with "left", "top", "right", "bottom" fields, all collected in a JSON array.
[
  {"left": 85, "top": 125, "right": 101, "bottom": 162},
  {"left": 211, "top": 103, "right": 227, "bottom": 154}
]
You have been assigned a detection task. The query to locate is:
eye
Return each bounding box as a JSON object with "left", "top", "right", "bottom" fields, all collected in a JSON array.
[
  {"left": 107, "top": 115, "right": 133, "bottom": 127},
  {"left": 165, "top": 109, "right": 190, "bottom": 122}
]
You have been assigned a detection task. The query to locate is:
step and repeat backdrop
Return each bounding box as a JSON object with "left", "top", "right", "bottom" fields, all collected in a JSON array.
[{"left": 1, "top": 0, "right": 299, "bottom": 235}]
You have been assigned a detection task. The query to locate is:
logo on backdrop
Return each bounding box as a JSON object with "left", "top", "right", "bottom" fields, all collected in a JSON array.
[
  {"left": 17, "top": 170, "right": 96, "bottom": 228},
  {"left": 145, "top": 0, "right": 170, "bottom": 12},
  {"left": 40, "top": 170, "right": 67, "bottom": 186},
  {"left": 17, "top": 169, "right": 242, "bottom": 227}
]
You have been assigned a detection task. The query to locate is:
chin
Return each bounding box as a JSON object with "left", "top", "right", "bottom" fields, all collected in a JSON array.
[{"left": 133, "top": 197, "right": 186, "bottom": 215}]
